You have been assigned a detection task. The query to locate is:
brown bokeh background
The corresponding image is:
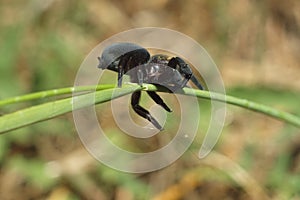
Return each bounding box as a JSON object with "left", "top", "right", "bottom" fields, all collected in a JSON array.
[{"left": 0, "top": 0, "right": 300, "bottom": 199}]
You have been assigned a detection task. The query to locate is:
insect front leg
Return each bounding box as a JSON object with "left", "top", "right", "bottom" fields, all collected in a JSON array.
[
  {"left": 137, "top": 69, "right": 144, "bottom": 85},
  {"left": 117, "top": 65, "right": 124, "bottom": 88}
]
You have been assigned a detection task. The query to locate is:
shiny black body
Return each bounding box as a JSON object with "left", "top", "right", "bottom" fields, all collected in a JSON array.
[{"left": 97, "top": 42, "right": 203, "bottom": 130}]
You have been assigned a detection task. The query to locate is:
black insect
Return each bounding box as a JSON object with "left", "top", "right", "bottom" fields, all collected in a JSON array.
[{"left": 97, "top": 42, "right": 204, "bottom": 130}]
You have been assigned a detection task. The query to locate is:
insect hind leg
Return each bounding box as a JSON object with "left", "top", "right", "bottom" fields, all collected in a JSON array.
[
  {"left": 131, "top": 91, "right": 163, "bottom": 130},
  {"left": 146, "top": 91, "right": 172, "bottom": 112}
]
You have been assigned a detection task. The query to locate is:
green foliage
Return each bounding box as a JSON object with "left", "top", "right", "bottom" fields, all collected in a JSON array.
[
  {"left": 0, "top": 26, "right": 24, "bottom": 97},
  {"left": 7, "top": 156, "right": 56, "bottom": 189},
  {"left": 98, "top": 165, "right": 149, "bottom": 199}
]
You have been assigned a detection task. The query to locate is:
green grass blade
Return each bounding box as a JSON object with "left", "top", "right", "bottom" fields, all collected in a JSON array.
[
  {"left": 144, "top": 84, "right": 300, "bottom": 128},
  {"left": 0, "top": 86, "right": 140, "bottom": 134},
  {"left": 0, "top": 83, "right": 299, "bottom": 134},
  {"left": 0, "top": 84, "right": 115, "bottom": 107}
]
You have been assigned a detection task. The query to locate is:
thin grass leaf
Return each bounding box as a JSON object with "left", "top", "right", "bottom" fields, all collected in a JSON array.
[
  {"left": 0, "top": 83, "right": 299, "bottom": 134},
  {"left": 144, "top": 84, "right": 300, "bottom": 128},
  {"left": 0, "top": 84, "right": 115, "bottom": 107},
  {"left": 0, "top": 85, "right": 140, "bottom": 134}
]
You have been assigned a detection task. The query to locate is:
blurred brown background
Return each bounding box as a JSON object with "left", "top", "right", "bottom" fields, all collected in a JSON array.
[{"left": 0, "top": 0, "right": 300, "bottom": 199}]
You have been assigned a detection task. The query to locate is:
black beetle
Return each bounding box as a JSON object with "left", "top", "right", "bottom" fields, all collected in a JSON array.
[{"left": 97, "top": 42, "right": 203, "bottom": 130}]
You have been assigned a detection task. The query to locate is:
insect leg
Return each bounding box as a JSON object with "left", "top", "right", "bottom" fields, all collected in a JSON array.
[
  {"left": 117, "top": 65, "right": 124, "bottom": 88},
  {"left": 169, "top": 57, "right": 204, "bottom": 90},
  {"left": 146, "top": 91, "right": 172, "bottom": 112},
  {"left": 117, "top": 56, "right": 129, "bottom": 87},
  {"left": 137, "top": 69, "right": 144, "bottom": 85},
  {"left": 190, "top": 75, "right": 204, "bottom": 90},
  {"left": 131, "top": 91, "right": 163, "bottom": 130}
]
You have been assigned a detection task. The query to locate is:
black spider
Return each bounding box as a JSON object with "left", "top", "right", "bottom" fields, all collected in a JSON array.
[{"left": 97, "top": 42, "right": 204, "bottom": 130}]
